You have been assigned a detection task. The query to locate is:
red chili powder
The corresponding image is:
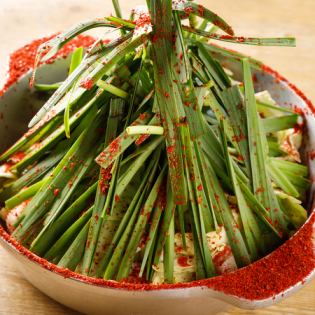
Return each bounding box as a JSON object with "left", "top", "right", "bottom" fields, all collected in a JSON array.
[
  {"left": 9, "top": 151, "right": 26, "bottom": 163},
  {"left": 99, "top": 166, "right": 112, "bottom": 194},
  {"left": 184, "top": 6, "right": 194, "bottom": 16},
  {"left": 135, "top": 13, "right": 151, "bottom": 29},
  {"left": 0, "top": 34, "right": 94, "bottom": 97},
  {"left": 135, "top": 134, "right": 150, "bottom": 145},
  {"left": 3, "top": 162, "right": 13, "bottom": 172},
  {"left": 208, "top": 213, "right": 315, "bottom": 300},
  {"left": 154, "top": 181, "right": 167, "bottom": 209},
  {"left": 213, "top": 246, "right": 232, "bottom": 267},
  {"left": 232, "top": 132, "right": 246, "bottom": 143},
  {"left": 80, "top": 78, "right": 94, "bottom": 90},
  {"left": 177, "top": 256, "right": 191, "bottom": 267},
  {"left": 166, "top": 145, "right": 175, "bottom": 154},
  {"left": 197, "top": 5, "right": 205, "bottom": 17},
  {"left": 53, "top": 189, "right": 60, "bottom": 197},
  {"left": 255, "top": 187, "right": 265, "bottom": 194},
  {"left": 96, "top": 137, "right": 121, "bottom": 166}
]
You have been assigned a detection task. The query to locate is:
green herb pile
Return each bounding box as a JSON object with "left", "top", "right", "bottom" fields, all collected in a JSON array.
[{"left": 0, "top": 0, "right": 310, "bottom": 284}]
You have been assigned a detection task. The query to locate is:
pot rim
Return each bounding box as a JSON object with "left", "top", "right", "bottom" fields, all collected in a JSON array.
[{"left": 0, "top": 37, "right": 314, "bottom": 303}]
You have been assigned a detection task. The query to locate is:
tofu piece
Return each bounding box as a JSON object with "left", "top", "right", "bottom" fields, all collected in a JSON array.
[
  {"left": 278, "top": 128, "right": 302, "bottom": 162},
  {"left": 152, "top": 228, "right": 237, "bottom": 284},
  {"left": 5, "top": 199, "right": 30, "bottom": 233},
  {"left": 206, "top": 227, "right": 237, "bottom": 274}
]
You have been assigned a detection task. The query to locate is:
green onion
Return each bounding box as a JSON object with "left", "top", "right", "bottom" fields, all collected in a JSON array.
[
  {"left": 5, "top": 178, "right": 49, "bottom": 210},
  {"left": 164, "top": 215, "right": 175, "bottom": 283},
  {"left": 243, "top": 58, "right": 289, "bottom": 233},
  {"left": 69, "top": 47, "right": 84, "bottom": 75},
  {"left": 34, "top": 82, "right": 62, "bottom": 91},
  {"left": 262, "top": 114, "right": 301, "bottom": 133},
  {"left": 0, "top": 0, "right": 309, "bottom": 285},
  {"left": 126, "top": 125, "right": 164, "bottom": 135},
  {"left": 184, "top": 27, "right": 296, "bottom": 47},
  {"left": 97, "top": 80, "right": 129, "bottom": 99}
]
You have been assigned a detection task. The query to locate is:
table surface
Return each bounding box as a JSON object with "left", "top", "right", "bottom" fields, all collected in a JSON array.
[{"left": 0, "top": 0, "right": 314, "bottom": 314}]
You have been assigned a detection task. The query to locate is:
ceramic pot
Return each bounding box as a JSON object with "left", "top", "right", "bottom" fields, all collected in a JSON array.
[{"left": 0, "top": 43, "right": 314, "bottom": 315}]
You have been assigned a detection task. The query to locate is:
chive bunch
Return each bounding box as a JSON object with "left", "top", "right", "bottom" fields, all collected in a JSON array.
[{"left": 0, "top": 0, "right": 309, "bottom": 284}]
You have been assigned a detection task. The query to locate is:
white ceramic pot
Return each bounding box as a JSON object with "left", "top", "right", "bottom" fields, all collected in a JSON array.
[{"left": 0, "top": 42, "right": 314, "bottom": 315}]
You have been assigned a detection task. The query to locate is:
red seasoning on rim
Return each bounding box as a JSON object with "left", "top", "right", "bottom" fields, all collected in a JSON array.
[{"left": 0, "top": 2, "right": 314, "bottom": 302}]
